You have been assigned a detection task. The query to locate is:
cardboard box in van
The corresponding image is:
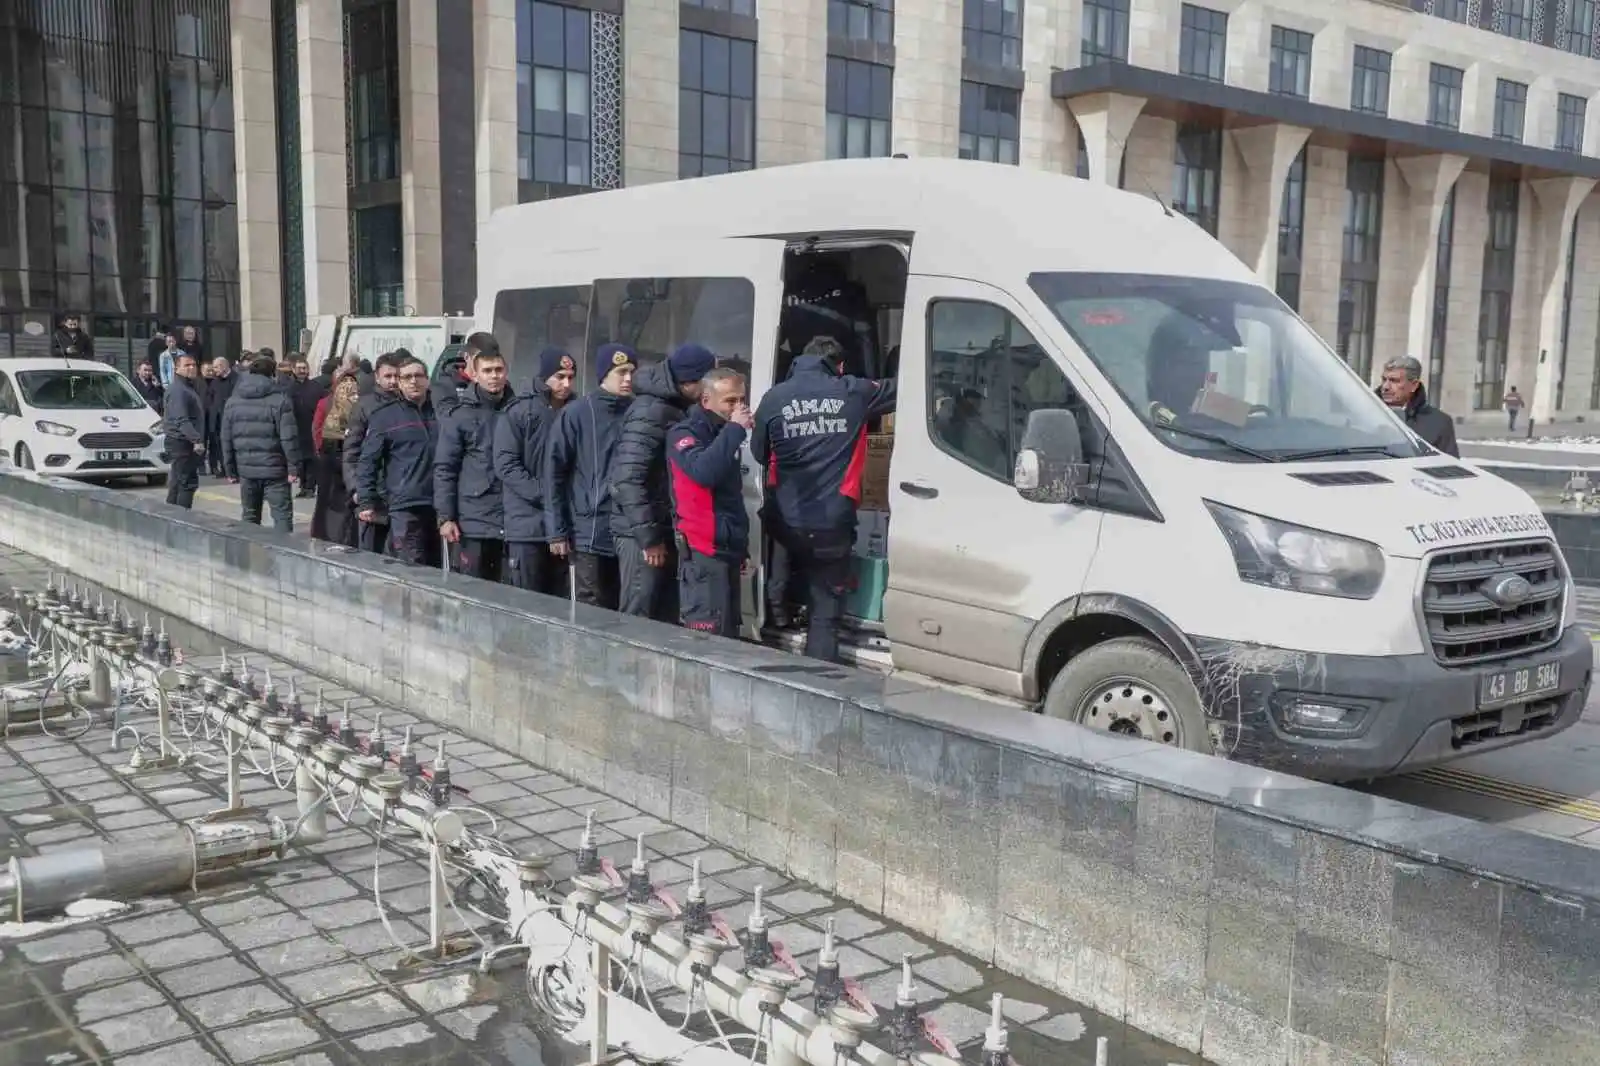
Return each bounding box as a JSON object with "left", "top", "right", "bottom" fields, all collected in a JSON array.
[{"left": 859, "top": 434, "right": 893, "bottom": 511}]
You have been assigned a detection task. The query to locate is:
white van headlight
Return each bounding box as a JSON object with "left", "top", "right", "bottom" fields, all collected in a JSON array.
[
  {"left": 34, "top": 420, "right": 75, "bottom": 437},
  {"left": 1206, "top": 502, "right": 1384, "bottom": 600}
]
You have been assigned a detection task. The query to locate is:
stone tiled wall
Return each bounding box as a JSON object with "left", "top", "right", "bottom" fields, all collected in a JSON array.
[{"left": 3, "top": 476, "right": 1599, "bottom": 1065}]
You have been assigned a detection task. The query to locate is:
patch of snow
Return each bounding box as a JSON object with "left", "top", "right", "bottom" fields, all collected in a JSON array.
[
  {"left": 0, "top": 899, "right": 129, "bottom": 939},
  {"left": 64, "top": 899, "right": 128, "bottom": 919},
  {"left": 11, "top": 813, "right": 52, "bottom": 826},
  {"left": 147, "top": 787, "right": 209, "bottom": 804},
  {"left": 402, "top": 972, "right": 474, "bottom": 1013}
]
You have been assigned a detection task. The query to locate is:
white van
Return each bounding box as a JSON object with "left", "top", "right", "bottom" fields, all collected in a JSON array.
[
  {"left": 298, "top": 314, "right": 474, "bottom": 377},
  {"left": 476, "top": 158, "right": 1590, "bottom": 781}
]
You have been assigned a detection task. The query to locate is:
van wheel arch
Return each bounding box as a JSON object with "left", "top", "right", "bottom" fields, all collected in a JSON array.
[{"left": 1025, "top": 596, "right": 1204, "bottom": 703}]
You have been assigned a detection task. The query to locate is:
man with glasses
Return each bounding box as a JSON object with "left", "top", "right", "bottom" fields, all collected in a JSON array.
[
  {"left": 344, "top": 352, "right": 405, "bottom": 554},
  {"left": 357, "top": 358, "right": 441, "bottom": 565}
]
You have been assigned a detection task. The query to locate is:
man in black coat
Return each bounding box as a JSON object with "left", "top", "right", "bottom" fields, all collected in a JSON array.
[
  {"left": 205, "top": 357, "right": 238, "bottom": 476},
  {"left": 1377, "top": 355, "right": 1459, "bottom": 458},
  {"left": 494, "top": 346, "right": 576, "bottom": 594},
  {"left": 289, "top": 352, "right": 327, "bottom": 497},
  {"left": 53, "top": 313, "right": 95, "bottom": 362},
  {"left": 161, "top": 353, "right": 206, "bottom": 509},
  {"left": 344, "top": 353, "right": 404, "bottom": 554},
  {"left": 435, "top": 333, "right": 514, "bottom": 581},
  {"left": 221, "top": 355, "right": 302, "bottom": 533},
  {"left": 358, "top": 357, "right": 440, "bottom": 566},
  {"left": 133, "top": 361, "right": 165, "bottom": 413},
  {"left": 609, "top": 343, "right": 718, "bottom": 622}
]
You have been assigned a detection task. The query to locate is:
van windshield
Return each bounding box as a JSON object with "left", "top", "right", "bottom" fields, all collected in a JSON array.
[{"left": 1028, "top": 273, "right": 1428, "bottom": 463}]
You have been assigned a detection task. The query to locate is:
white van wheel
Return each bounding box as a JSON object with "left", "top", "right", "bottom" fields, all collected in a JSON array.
[{"left": 1043, "top": 636, "right": 1211, "bottom": 753}]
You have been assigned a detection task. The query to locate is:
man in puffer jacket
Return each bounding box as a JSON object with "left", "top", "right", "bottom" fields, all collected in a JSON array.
[
  {"left": 609, "top": 343, "right": 718, "bottom": 621},
  {"left": 343, "top": 352, "right": 403, "bottom": 554},
  {"left": 434, "top": 333, "right": 514, "bottom": 581},
  {"left": 494, "top": 346, "right": 576, "bottom": 594},
  {"left": 358, "top": 357, "right": 440, "bottom": 566},
  {"left": 545, "top": 343, "right": 636, "bottom": 608},
  {"left": 221, "top": 354, "right": 302, "bottom": 533}
]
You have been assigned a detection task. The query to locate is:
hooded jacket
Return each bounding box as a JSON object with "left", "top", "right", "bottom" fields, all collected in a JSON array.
[
  {"left": 668, "top": 406, "right": 750, "bottom": 561},
  {"left": 435, "top": 383, "right": 515, "bottom": 537},
  {"left": 221, "top": 373, "right": 301, "bottom": 480},
  {"left": 545, "top": 390, "right": 632, "bottom": 555},
  {"left": 609, "top": 360, "right": 693, "bottom": 549},
  {"left": 1380, "top": 383, "right": 1459, "bottom": 458},
  {"left": 342, "top": 383, "right": 393, "bottom": 504},
  {"left": 162, "top": 377, "right": 205, "bottom": 451},
  {"left": 493, "top": 389, "right": 563, "bottom": 543},
  {"left": 750, "top": 354, "right": 897, "bottom": 533},
  {"left": 358, "top": 392, "right": 439, "bottom": 513}
]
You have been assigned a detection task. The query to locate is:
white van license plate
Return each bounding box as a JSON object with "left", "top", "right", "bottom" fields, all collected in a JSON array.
[
  {"left": 95, "top": 451, "right": 133, "bottom": 462},
  {"left": 1478, "top": 660, "right": 1561, "bottom": 709}
]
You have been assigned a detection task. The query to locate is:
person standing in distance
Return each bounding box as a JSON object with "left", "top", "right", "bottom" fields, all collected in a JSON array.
[
  {"left": 220, "top": 354, "right": 302, "bottom": 533},
  {"left": 435, "top": 333, "right": 515, "bottom": 581},
  {"left": 358, "top": 357, "right": 441, "bottom": 565},
  {"left": 545, "top": 344, "right": 636, "bottom": 608},
  {"left": 343, "top": 352, "right": 404, "bottom": 554},
  {"left": 161, "top": 352, "right": 206, "bottom": 509},
  {"left": 495, "top": 346, "right": 577, "bottom": 594},
  {"left": 668, "top": 368, "right": 755, "bottom": 638}
]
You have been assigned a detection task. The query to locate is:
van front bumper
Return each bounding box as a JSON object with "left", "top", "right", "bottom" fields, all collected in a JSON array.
[{"left": 1190, "top": 626, "right": 1593, "bottom": 782}]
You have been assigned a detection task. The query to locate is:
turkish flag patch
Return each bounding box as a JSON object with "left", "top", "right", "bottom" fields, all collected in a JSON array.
[{"left": 674, "top": 437, "right": 694, "bottom": 451}]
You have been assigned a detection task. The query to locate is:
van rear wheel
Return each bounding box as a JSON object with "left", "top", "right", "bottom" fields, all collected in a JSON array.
[{"left": 1043, "top": 636, "right": 1212, "bottom": 753}]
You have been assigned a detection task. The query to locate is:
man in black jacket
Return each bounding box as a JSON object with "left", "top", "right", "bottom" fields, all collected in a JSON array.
[
  {"left": 344, "top": 353, "right": 404, "bottom": 554},
  {"left": 1377, "top": 355, "right": 1459, "bottom": 458},
  {"left": 494, "top": 346, "right": 576, "bottom": 594},
  {"left": 53, "top": 313, "right": 95, "bottom": 362},
  {"left": 161, "top": 352, "right": 206, "bottom": 509},
  {"left": 205, "top": 357, "right": 238, "bottom": 476},
  {"left": 221, "top": 355, "right": 302, "bottom": 533},
  {"left": 435, "top": 333, "right": 514, "bottom": 580},
  {"left": 289, "top": 353, "right": 326, "bottom": 496},
  {"left": 668, "top": 368, "right": 755, "bottom": 638},
  {"left": 358, "top": 357, "right": 440, "bottom": 565},
  {"left": 610, "top": 343, "right": 718, "bottom": 621},
  {"left": 133, "top": 361, "right": 165, "bottom": 413}
]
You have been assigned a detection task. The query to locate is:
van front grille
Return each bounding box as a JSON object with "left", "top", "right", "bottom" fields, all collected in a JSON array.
[
  {"left": 1421, "top": 539, "right": 1565, "bottom": 666},
  {"left": 79, "top": 432, "right": 152, "bottom": 450}
]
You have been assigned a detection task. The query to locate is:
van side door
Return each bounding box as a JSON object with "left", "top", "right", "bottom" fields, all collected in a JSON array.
[{"left": 884, "top": 277, "right": 1105, "bottom": 698}]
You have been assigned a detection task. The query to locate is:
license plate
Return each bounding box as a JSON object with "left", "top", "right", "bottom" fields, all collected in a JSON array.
[
  {"left": 1478, "top": 660, "right": 1562, "bottom": 709},
  {"left": 95, "top": 451, "right": 133, "bottom": 462}
]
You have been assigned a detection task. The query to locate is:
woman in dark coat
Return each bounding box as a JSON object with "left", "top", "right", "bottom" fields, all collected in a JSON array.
[{"left": 310, "top": 371, "right": 360, "bottom": 546}]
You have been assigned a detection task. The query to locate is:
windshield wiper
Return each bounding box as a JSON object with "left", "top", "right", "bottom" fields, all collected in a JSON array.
[
  {"left": 1277, "top": 444, "right": 1407, "bottom": 462},
  {"left": 1151, "top": 421, "right": 1280, "bottom": 462}
]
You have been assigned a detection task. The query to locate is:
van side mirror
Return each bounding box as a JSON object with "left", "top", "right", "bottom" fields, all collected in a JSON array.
[{"left": 1014, "top": 407, "right": 1088, "bottom": 504}]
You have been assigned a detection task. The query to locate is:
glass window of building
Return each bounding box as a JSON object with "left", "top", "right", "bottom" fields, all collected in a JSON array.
[
  {"left": 1268, "top": 26, "right": 1313, "bottom": 99},
  {"left": 1477, "top": 177, "right": 1518, "bottom": 410},
  {"left": 679, "top": 30, "right": 756, "bottom": 178},
  {"left": 1178, "top": 5, "right": 1227, "bottom": 83},
  {"left": 959, "top": 82, "right": 1019, "bottom": 164},
  {"left": 1350, "top": 46, "right": 1390, "bottom": 116},
  {"left": 1557, "top": 93, "right": 1587, "bottom": 153},
  {"left": 829, "top": 0, "right": 893, "bottom": 45},
  {"left": 1429, "top": 184, "right": 1456, "bottom": 398},
  {"left": 1337, "top": 157, "right": 1384, "bottom": 380},
  {"left": 518, "top": 1, "right": 592, "bottom": 187},
  {"left": 348, "top": 1, "right": 400, "bottom": 186},
  {"left": 1499, "top": 0, "right": 1534, "bottom": 40},
  {"left": 1171, "top": 124, "right": 1222, "bottom": 235},
  {"left": 682, "top": 0, "right": 756, "bottom": 15},
  {"left": 1081, "top": 0, "right": 1130, "bottom": 65},
  {"left": 1564, "top": 0, "right": 1596, "bottom": 56},
  {"left": 1494, "top": 79, "right": 1527, "bottom": 142},
  {"left": 354, "top": 204, "right": 403, "bottom": 315},
  {"left": 1276, "top": 147, "right": 1307, "bottom": 312},
  {"left": 963, "top": 0, "right": 1023, "bottom": 68},
  {"left": 1427, "top": 64, "right": 1464, "bottom": 129},
  {"left": 1559, "top": 213, "right": 1578, "bottom": 409},
  {"left": 1435, "top": 0, "right": 1470, "bottom": 21},
  {"left": 826, "top": 58, "right": 892, "bottom": 159}
]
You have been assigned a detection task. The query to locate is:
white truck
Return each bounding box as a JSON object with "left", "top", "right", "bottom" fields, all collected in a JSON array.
[{"left": 297, "top": 314, "right": 474, "bottom": 376}]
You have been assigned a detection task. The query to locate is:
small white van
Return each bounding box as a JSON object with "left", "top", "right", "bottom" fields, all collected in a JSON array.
[{"left": 475, "top": 158, "right": 1589, "bottom": 781}]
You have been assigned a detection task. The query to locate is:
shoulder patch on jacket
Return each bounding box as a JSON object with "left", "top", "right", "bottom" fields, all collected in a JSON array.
[{"left": 674, "top": 435, "right": 694, "bottom": 451}]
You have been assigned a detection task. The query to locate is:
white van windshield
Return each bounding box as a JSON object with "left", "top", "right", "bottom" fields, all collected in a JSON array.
[{"left": 1028, "top": 273, "right": 1428, "bottom": 463}]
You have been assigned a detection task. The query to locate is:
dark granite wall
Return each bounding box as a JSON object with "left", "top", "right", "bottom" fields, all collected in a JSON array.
[{"left": 2, "top": 474, "right": 1598, "bottom": 1065}]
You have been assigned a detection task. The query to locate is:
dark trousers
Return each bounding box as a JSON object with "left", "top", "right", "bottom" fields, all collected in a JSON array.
[
  {"left": 240, "top": 477, "right": 293, "bottom": 533},
  {"left": 310, "top": 445, "right": 356, "bottom": 546},
  {"left": 453, "top": 537, "right": 505, "bottom": 582},
  {"left": 572, "top": 551, "right": 619, "bottom": 610},
  {"left": 389, "top": 507, "right": 441, "bottom": 566},
  {"left": 359, "top": 518, "right": 388, "bottom": 555},
  {"left": 204, "top": 430, "right": 224, "bottom": 474},
  {"left": 297, "top": 458, "right": 315, "bottom": 492},
  {"left": 679, "top": 550, "right": 742, "bottom": 638},
  {"left": 786, "top": 527, "right": 853, "bottom": 663},
  {"left": 506, "top": 541, "right": 568, "bottom": 597},
  {"left": 616, "top": 536, "right": 679, "bottom": 622},
  {"left": 166, "top": 451, "right": 201, "bottom": 509}
]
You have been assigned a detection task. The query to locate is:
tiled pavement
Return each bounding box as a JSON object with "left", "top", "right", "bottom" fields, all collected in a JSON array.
[{"left": 0, "top": 547, "right": 1204, "bottom": 1066}]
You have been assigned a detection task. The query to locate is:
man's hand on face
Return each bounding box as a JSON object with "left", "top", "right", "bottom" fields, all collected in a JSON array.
[
  {"left": 439, "top": 520, "right": 461, "bottom": 544},
  {"left": 731, "top": 404, "right": 754, "bottom": 431},
  {"left": 643, "top": 544, "right": 668, "bottom": 567}
]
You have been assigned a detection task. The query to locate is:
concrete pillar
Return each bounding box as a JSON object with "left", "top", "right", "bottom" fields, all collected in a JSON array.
[
  {"left": 757, "top": 0, "right": 826, "bottom": 166},
  {"left": 399, "top": 0, "right": 443, "bottom": 316},
  {"left": 1522, "top": 177, "right": 1596, "bottom": 422},
  {"left": 1019, "top": 0, "right": 1070, "bottom": 172},
  {"left": 1441, "top": 170, "right": 1488, "bottom": 416},
  {"left": 1561, "top": 198, "right": 1600, "bottom": 414},
  {"left": 1068, "top": 93, "right": 1146, "bottom": 186},
  {"left": 1216, "top": 123, "right": 1312, "bottom": 281},
  {"left": 623, "top": 0, "right": 679, "bottom": 183},
  {"left": 1122, "top": 115, "right": 1175, "bottom": 203},
  {"left": 296, "top": 0, "right": 350, "bottom": 317},
  {"left": 1298, "top": 144, "right": 1348, "bottom": 349},
  {"left": 1372, "top": 154, "right": 1468, "bottom": 380},
  {"left": 230, "top": 0, "right": 284, "bottom": 353},
  {"left": 892, "top": 0, "right": 962, "bottom": 157},
  {"left": 472, "top": 0, "right": 518, "bottom": 224}
]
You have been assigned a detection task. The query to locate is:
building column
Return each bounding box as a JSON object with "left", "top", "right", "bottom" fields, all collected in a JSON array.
[
  {"left": 296, "top": 0, "right": 350, "bottom": 318},
  {"left": 623, "top": 0, "right": 678, "bottom": 184},
  {"left": 1522, "top": 177, "right": 1596, "bottom": 422},
  {"left": 892, "top": 0, "right": 962, "bottom": 157},
  {"left": 1019, "top": 0, "right": 1070, "bottom": 172},
  {"left": 399, "top": 0, "right": 443, "bottom": 316},
  {"left": 1440, "top": 171, "right": 1487, "bottom": 417},
  {"left": 757, "top": 0, "right": 826, "bottom": 166},
  {"left": 1372, "top": 154, "right": 1468, "bottom": 379},
  {"left": 231, "top": 0, "right": 283, "bottom": 353},
  {"left": 1067, "top": 93, "right": 1145, "bottom": 186},
  {"left": 1297, "top": 144, "right": 1348, "bottom": 348},
  {"left": 1562, "top": 197, "right": 1600, "bottom": 414},
  {"left": 472, "top": 0, "right": 518, "bottom": 224},
  {"left": 1216, "top": 123, "right": 1310, "bottom": 281}
]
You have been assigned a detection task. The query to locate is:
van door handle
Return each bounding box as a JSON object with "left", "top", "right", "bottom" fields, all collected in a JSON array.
[{"left": 899, "top": 481, "right": 939, "bottom": 499}]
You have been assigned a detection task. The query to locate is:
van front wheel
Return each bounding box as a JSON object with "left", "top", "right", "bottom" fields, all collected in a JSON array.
[{"left": 1042, "top": 636, "right": 1212, "bottom": 753}]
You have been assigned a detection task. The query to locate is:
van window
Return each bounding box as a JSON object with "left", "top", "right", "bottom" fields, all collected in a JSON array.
[
  {"left": 588, "top": 277, "right": 756, "bottom": 367},
  {"left": 493, "top": 285, "right": 592, "bottom": 390},
  {"left": 0, "top": 374, "right": 18, "bottom": 415},
  {"left": 928, "top": 299, "right": 1075, "bottom": 482}
]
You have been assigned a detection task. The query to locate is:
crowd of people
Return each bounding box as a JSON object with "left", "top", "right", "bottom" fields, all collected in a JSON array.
[{"left": 157, "top": 329, "right": 896, "bottom": 660}]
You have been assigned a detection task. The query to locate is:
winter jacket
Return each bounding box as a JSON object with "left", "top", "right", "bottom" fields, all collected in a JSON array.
[
  {"left": 206, "top": 372, "right": 238, "bottom": 436},
  {"left": 134, "top": 378, "right": 164, "bottom": 414},
  {"left": 545, "top": 391, "right": 632, "bottom": 556},
  {"left": 157, "top": 347, "right": 177, "bottom": 387},
  {"left": 342, "top": 386, "right": 393, "bottom": 503},
  {"left": 434, "top": 384, "right": 515, "bottom": 537},
  {"left": 1381, "top": 383, "right": 1459, "bottom": 458},
  {"left": 493, "top": 390, "right": 563, "bottom": 543},
  {"left": 162, "top": 378, "right": 205, "bottom": 452},
  {"left": 668, "top": 406, "right": 749, "bottom": 561},
  {"left": 221, "top": 373, "right": 301, "bottom": 480},
  {"left": 53, "top": 327, "right": 94, "bottom": 362},
  {"left": 291, "top": 378, "right": 328, "bottom": 455},
  {"left": 358, "top": 394, "right": 439, "bottom": 513},
  {"left": 609, "top": 361, "right": 693, "bottom": 549},
  {"left": 750, "top": 354, "right": 897, "bottom": 533}
]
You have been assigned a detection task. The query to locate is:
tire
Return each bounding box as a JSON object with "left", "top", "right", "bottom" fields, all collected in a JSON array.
[
  {"left": 147, "top": 473, "right": 168, "bottom": 487},
  {"left": 15, "top": 443, "right": 33, "bottom": 471},
  {"left": 1041, "top": 636, "right": 1212, "bottom": 753}
]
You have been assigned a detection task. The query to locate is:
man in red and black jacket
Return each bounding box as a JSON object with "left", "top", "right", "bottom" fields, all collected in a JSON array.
[
  {"left": 750, "top": 336, "right": 896, "bottom": 663},
  {"left": 668, "top": 367, "right": 754, "bottom": 638}
]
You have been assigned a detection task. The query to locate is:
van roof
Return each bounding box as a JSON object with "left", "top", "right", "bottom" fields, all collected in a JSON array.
[
  {"left": 481, "top": 157, "right": 1256, "bottom": 285},
  {"left": 0, "top": 358, "right": 128, "bottom": 374}
]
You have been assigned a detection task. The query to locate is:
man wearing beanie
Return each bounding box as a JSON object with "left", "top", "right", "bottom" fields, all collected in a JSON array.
[
  {"left": 609, "top": 342, "right": 719, "bottom": 622},
  {"left": 434, "top": 332, "right": 515, "bottom": 581},
  {"left": 495, "top": 346, "right": 578, "bottom": 594},
  {"left": 545, "top": 343, "right": 636, "bottom": 607}
]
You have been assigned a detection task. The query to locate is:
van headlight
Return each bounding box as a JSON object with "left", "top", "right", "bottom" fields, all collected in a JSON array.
[
  {"left": 1206, "top": 501, "right": 1384, "bottom": 600},
  {"left": 34, "top": 420, "right": 75, "bottom": 437}
]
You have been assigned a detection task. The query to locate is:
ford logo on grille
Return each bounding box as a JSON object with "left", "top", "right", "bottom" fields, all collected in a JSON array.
[
  {"left": 1484, "top": 574, "right": 1533, "bottom": 607},
  {"left": 101, "top": 416, "right": 119, "bottom": 424}
]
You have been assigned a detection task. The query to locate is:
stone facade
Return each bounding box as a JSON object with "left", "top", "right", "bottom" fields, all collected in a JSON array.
[{"left": 229, "top": 0, "right": 284, "bottom": 355}]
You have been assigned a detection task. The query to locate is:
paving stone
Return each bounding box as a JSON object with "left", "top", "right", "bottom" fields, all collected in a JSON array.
[
  {"left": 201, "top": 895, "right": 289, "bottom": 928},
  {"left": 157, "top": 957, "right": 260, "bottom": 998},
  {"left": 925, "top": 1000, "right": 993, "bottom": 1046},
  {"left": 303, "top": 899, "right": 385, "bottom": 931},
  {"left": 55, "top": 951, "right": 138, "bottom": 992},
  {"left": 213, "top": 1016, "right": 323, "bottom": 1062},
  {"left": 1029, "top": 1012, "right": 1089, "bottom": 1042},
  {"left": 68, "top": 978, "right": 165, "bottom": 1023},
  {"left": 184, "top": 985, "right": 293, "bottom": 1028},
  {"left": 273, "top": 876, "right": 358, "bottom": 909},
  {"left": 810, "top": 907, "right": 883, "bottom": 940},
  {"left": 770, "top": 923, "right": 828, "bottom": 956},
  {"left": 278, "top": 962, "right": 383, "bottom": 1004},
  {"left": 434, "top": 1003, "right": 500, "bottom": 1041},
  {"left": 220, "top": 911, "right": 313, "bottom": 951},
  {"left": 1000, "top": 998, "right": 1051, "bottom": 1025},
  {"left": 912, "top": 954, "right": 985, "bottom": 993},
  {"left": 17, "top": 928, "right": 110, "bottom": 963},
  {"left": 766, "top": 889, "right": 833, "bottom": 916},
  {"left": 327, "top": 918, "right": 423, "bottom": 957},
  {"left": 83, "top": 1003, "right": 194, "bottom": 1055},
  {"left": 315, "top": 989, "right": 414, "bottom": 1033},
  {"left": 136, "top": 931, "right": 230, "bottom": 969},
  {"left": 250, "top": 935, "right": 345, "bottom": 976},
  {"left": 855, "top": 966, "right": 944, "bottom": 1008},
  {"left": 111, "top": 909, "right": 202, "bottom": 945},
  {"left": 350, "top": 1021, "right": 442, "bottom": 1052},
  {"left": 111, "top": 1038, "right": 226, "bottom": 1066},
  {"left": 854, "top": 929, "right": 938, "bottom": 961},
  {"left": 99, "top": 808, "right": 171, "bottom": 830}
]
